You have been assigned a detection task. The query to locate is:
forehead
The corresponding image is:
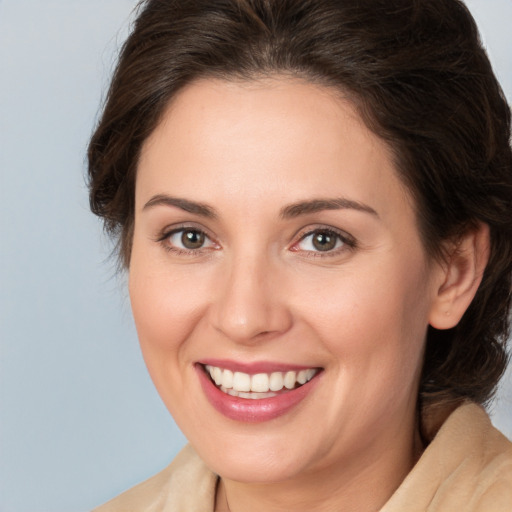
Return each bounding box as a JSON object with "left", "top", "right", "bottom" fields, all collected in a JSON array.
[{"left": 136, "top": 77, "right": 413, "bottom": 222}]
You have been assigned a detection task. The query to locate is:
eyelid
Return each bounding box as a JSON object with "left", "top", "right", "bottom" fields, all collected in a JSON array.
[
  {"left": 154, "top": 222, "right": 355, "bottom": 257},
  {"left": 155, "top": 223, "right": 219, "bottom": 254},
  {"left": 290, "top": 225, "right": 356, "bottom": 255}
]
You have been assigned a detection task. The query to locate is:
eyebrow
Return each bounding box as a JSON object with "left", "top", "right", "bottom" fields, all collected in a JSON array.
[
  {"left": 142, "top": 194, "right": 378, "bottom": 220},
  {"left": 143, "top": 194, "right": 218, "bottom": 218},
  {"left": 280, "top": 198, "right": 379, "bottom": 219}
]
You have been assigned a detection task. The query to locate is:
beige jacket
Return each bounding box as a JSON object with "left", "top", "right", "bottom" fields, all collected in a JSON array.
[{"left": 93, "top": 402, "right": 512, "bottom": 511}]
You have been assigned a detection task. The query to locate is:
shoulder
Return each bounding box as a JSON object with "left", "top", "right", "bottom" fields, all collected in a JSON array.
[
  {"left": 382, "top": 402, "right": 512, "bottom": 512},
  {"left": 460, "top": 404, "right": 512, "bottom": 511},
  {"left": 92, "top": 444, "right": 218, "bottom": 512}
]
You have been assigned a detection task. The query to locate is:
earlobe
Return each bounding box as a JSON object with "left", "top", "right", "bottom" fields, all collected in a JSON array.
[{"left": 429, "top": 223, "right": 490, "bottom": 330}]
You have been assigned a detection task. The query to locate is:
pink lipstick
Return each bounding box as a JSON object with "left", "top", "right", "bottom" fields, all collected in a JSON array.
[{"left": 195, "top": 361, "right": 322, "bottom": 423}]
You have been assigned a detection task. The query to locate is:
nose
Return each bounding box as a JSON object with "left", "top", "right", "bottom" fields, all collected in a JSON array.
[{"left": 210, "top": 254, "right": 293, "bottom": 344}]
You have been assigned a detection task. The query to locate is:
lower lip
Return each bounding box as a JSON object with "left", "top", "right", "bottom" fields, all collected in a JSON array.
[{"left": 196, "top": 365, "right": 321, "bottom": 423}]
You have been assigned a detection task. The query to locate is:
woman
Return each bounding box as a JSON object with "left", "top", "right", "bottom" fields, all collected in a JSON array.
[{"left": 88, "top": 0, "right": 512, "bottom": 510}]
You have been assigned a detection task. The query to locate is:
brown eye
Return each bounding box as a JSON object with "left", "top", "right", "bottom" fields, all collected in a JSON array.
[
  {"left": 162, "top": 227, "right": 216, "bottom": 253},
  {"left": 312, "top": 231, "right": 337, "bottom": 251},
  {"left": 294, "top": 228, "right": 349, "bottom": 254},
  {"left": 181, "top": 229, "right": 205, "bottom": 249}
]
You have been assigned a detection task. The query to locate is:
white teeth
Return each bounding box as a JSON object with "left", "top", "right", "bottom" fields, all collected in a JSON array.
[
  {"left": 233, "top": 371, "right": 251, "bottom": 392},
  {"left": 251, "top": 373, "right": 269, "bottom": 392},
  {"left": 269, "top": 372, "right": 284, "bottom": 391},
  {"left": 220, "top": 386, "right": 277, "bottom": 399},
  {"left": 206, "top": 365, "right": 319, "bottom": 396},
  {"left": 222, "top": 369, "right": 233, "bottom": 389},
  {"left": 212, "top": 366, "right": 223, "bottom": 385},
  {"left": 284, "top": 371, "right": 296, "bottom": 389},
  {"left": 298, "top": 369, "right": 316, "bottom": 384},
  {"left": 297, "top": 369, "right": 308, "bottom": 384}
]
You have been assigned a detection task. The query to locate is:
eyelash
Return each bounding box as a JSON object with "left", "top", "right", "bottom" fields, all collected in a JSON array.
[
  {"left": 156, "top": 224, "right": 218, "bottom": 256},
  {"left": 156, "top": 225, "right": 356, "bottom": 258},
  {"left": 291, "top": 227, "right": 356, "bottom": 258}
]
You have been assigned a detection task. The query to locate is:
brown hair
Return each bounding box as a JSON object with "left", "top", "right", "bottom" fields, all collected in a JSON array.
[{"left": 88, "top": 0, "right": 512, "bottom": 407}]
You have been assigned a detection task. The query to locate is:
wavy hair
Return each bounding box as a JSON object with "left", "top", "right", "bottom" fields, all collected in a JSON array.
[{"left": 88, "top": 0, "right": 512, "bottom": 406}]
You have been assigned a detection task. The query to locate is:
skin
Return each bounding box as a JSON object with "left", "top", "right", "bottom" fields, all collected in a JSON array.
[{"left": 129, "top": 77, "right": 487, "bottom": 512}]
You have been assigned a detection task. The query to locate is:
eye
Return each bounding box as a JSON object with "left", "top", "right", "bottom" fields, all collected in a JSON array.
[
  {"left": 175, "top": 229, "right": 206, "bottom": 249},
  {"left": 293, "top": 228, "right": 354, "bottom": 254},
  {"left": 160, "top": 227, "right": 217, "bottom": 253}
]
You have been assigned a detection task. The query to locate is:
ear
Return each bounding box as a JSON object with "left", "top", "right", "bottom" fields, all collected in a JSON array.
[{"left": 429, "top": 223, "right": 490, "bottom": 330}]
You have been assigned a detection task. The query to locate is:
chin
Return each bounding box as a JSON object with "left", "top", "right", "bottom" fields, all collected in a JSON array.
[
  {"left": 203, "top": 446, "right": 309, "bottom": 484},
  {"left": 181, "top": 416, "right": 314, "bottom": 484}
]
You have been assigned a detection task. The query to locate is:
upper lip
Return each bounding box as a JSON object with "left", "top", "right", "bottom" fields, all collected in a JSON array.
[{"left": 197, "top": 358, "right": 321, "bottom": 374}]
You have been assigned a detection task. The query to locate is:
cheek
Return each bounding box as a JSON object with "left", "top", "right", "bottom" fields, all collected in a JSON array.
[
  {"left": 128, "top": 240, "right": 210, "bottom": 384},
  {"left": 128, "top": 262, "right": 211, "bottom": 427},
  {"left": 305, "top": 269, "right": 431, "bottom": 448},
  {"left": 297, "top": 256, "right": 432, "bottom": 394},
  {"left": 130, "top": 273, "right": 206, "bottom": 354}
]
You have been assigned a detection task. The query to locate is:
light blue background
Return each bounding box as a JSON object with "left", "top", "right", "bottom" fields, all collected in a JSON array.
[{"left": 0, "top": 1, "right": 510, "bottom": 511}]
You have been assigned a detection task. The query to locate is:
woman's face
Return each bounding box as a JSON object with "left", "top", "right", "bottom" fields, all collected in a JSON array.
[{"left": 130, "top": 78, "right": 445, "bottom": 484}]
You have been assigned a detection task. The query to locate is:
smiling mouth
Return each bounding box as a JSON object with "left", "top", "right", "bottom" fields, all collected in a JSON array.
[{"left": 203, "top": 364, "right": 320, "bottom": 399}]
